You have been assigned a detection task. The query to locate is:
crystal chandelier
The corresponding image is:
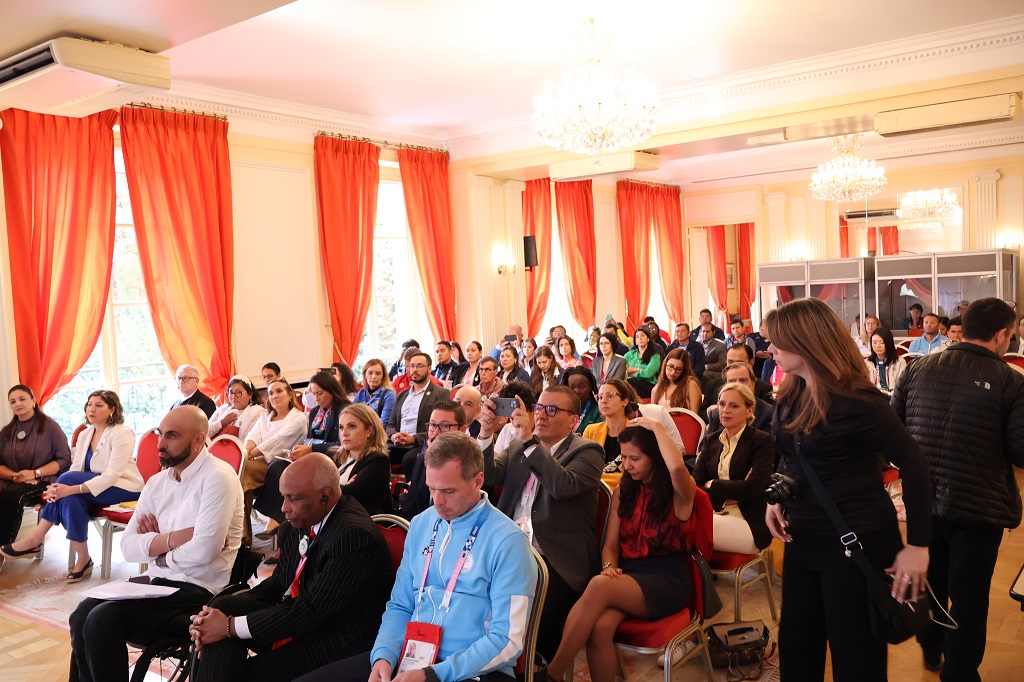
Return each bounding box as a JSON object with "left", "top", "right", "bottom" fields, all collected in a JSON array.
[
  {"left": 532, "top": 18, "right": 659, "bottom": 156},
  {"left": 808, "top": 134, "right": 887, "bottom": 202},
  {"left": 896, "top": 189, "right": 960, "bottom": 221}
]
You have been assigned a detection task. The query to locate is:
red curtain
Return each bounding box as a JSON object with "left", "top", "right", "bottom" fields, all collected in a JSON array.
[
  {"left": 0, "top": 109, "right": 117, "bottom": 404},
  {"left": 736, "top": 222, "right": 755, "bottom": 316},
  {"left": 398, "top": 148, "right": 458, "bottom": 342},
  {"left": 706, "top": 225, "right": 729, "bottom": 327},
  {"left": 554, "top": 180, "right": 597, "bottom": 329},
  {"left": 314, "top": 137, "right": 380, "bottom": 364},
  {"left": 867, "top": 227, "right": 878, "bottom": 255},
  {"left": 523, "top": 178, "right": 552, "bottom": 339},
  {"left": 777, "top": 286, "right": 795, "bottom": 303},
  {"left": 119, "top": 107, "right": 235, "bottom": 401},
  {"left": 817, "top": 284, "right": 844, "bottom": 301},
  {"left": 906, "top": 278, "right": 933, "bottom": 298},
  {"left": 616, "top": 181, "right": 652, "bottom": 333},
  {"left": 839, "top": 218, "right": 850, "bottom": 258},
  {"left": 653, "top": 185, "right": 685, "bottom": 325},
  {"left": 879, "top": 226, "right": 900, "bottom": 256}
]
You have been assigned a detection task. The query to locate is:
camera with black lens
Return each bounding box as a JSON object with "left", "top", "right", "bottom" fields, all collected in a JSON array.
[{"left": 765, "top": 473, "right": 799, "bottom": 505}]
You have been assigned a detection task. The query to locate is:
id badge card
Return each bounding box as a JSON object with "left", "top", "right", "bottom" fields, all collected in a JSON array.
[{"left": 397, "top": 621, "right": 442, "bottom": 673}]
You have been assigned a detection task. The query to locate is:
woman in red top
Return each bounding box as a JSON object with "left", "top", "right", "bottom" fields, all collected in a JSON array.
[{"left": 547, "top": 417, "right": 697, "bottom": 682}]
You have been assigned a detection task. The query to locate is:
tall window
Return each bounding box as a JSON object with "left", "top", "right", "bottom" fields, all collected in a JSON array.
[
  {"left": 355, "top": 181, "right": 434, "bottom": 371},
  {"left": 45, "top": 151, "right": 175, "bottom": 438},
  {"left": 646, "top": 243, "right": 672, "bottom": 330},
  {"left": 539, "top": 211, "right": 588, "bottom": 348}
]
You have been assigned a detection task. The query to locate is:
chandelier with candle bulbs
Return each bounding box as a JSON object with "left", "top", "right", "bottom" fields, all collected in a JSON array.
[
  {"left": 808, "top": 134, "right": 887, "bottom": 203},
  {"left": 532, "top": 18, "right": 659, "bottom": 156},
  {"left": 896, "top": 189, "right": 960, "bottom": 221}
]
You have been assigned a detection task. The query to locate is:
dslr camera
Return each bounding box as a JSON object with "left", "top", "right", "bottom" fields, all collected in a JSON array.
[{"left": 765, "top": 473, "right": 799, "bottom": 505}]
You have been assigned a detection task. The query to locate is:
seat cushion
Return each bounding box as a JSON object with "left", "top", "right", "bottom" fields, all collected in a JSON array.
[
  {"left": 98, "top": 509, "right": 134, "bottom": 525},
  {"left": 614, "top": 608, "right": 693, "bottom": 649},
  {"left": 709, "top": 551, "right": 756, "bottom": 571}
]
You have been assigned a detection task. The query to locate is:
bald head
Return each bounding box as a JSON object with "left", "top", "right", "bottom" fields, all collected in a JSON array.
[
  {"left": 454, "top": 385, "right": 482, "bottom": 422},
  {"left": 279, "top": 453, "right": 342, "bottom": 528},
  {"left": 157, "top": 406, "right": 210, "bottom": 471}
]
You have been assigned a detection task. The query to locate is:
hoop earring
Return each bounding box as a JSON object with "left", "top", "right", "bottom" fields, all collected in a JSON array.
[{"left": 108, "top": 415, "right": 115, "bottom": 425}]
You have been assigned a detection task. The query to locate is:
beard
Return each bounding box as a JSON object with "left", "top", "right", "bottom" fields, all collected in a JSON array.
[{"left": 158, "top": 447, "right": 191, "bottom": 468}]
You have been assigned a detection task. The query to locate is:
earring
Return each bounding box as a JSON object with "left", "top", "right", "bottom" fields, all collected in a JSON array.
[{"left": 108, "top": 415, "right": 114, "bottom": 424}]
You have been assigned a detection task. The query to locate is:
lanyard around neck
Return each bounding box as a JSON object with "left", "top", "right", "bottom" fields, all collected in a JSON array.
[{"left": 415, "top": 510, "right": 484, "bottom": 624}]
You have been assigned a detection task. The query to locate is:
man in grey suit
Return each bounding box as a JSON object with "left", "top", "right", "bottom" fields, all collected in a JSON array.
[
  {"left": 700, "top": 323, "right": 728, "bottom": 384},
  {"left": 385, "top": 351, "right": 447, "bottom": 473},
  {"left": 477, "top": 386, "right": 605, "bottom": 663}
]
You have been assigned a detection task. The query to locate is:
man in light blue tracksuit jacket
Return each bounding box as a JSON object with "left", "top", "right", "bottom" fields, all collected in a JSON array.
[{"left": 296, "top": 431, "right": 538, "bottom": 682}]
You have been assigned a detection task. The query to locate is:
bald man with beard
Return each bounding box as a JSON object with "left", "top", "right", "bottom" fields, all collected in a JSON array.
[{"left": 68, "top": 407, "right": 243, "bottom": 682}]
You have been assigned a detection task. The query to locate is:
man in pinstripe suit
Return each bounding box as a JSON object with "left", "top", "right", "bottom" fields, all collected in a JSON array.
[{"left": 189, "top": 453, "right": 392, "bottom": 681}]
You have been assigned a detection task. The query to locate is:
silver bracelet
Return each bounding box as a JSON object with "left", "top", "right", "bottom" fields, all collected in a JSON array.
[{"left": 166, "top": 534, "right": 173, "bottom": 554}]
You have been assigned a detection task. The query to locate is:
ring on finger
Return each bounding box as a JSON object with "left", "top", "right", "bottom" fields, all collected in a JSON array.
[{"left": 901, "top": 575, "right": 912, "bottom": 583}]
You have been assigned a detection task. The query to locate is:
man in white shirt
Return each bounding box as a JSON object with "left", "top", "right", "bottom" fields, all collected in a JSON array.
[
  {"left": 68, "top": 406, "right": 243, "bottom": 682},
  {"left": 909, "top": 313, "right": 949, "bottom": 355},
  {"left": 477, "top": 386, "right": 604, "bottom": 662},
  {"left": 170, "top": 364, "right": 217, "bottom": 418}
]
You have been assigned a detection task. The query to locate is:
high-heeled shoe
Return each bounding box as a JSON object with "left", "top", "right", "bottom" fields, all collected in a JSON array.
[
  {"left": 0, "top": 543, "right": 41, "bottom": 559},
  {"left": 66, "top": 558, "right": 94, "bottom": 583}
]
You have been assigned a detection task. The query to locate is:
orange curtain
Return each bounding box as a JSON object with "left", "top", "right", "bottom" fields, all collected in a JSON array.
[
  {"left": 616, "top": 181, "right": 652, "bottom": 333},
  {"left": 867, "top": 226, "right": 878, "bottom": 256},
  {"left": 314, "top": 137, "right": 380, "bottom": 364},
  {"left": 706, "top": 225, "right": 729, "bottom": 328},
  {"left": 554, "top": 180, "right": 597, "bottom": 329},
  {"left": 653, "top": 185, "right": 685, "bottom": 324},
  {"left": 119, "top": 107, "right": 235, "bottom": 401},
  {"left": 398, "top": 148, "right": 458, "bottom": 342},
  {"left": 737, "top": 222, "right": 755, "bottom": 317},
  {"left": 880, "top": 226, "right": 900, "bottom": 256},
  {"left": 523, "top": 178, "right": 552, "bottom": 338},
  {"left": 0, "top": 109, "right": 117, "bottom": 405},
  {"left": 839, "top": 218, "right": 850, "bottom": 258}
]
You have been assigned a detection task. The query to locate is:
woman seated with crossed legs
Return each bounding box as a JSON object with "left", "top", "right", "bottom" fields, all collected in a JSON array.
[{"left": 547, "top": 416, "right": 697, "bottom": 682}]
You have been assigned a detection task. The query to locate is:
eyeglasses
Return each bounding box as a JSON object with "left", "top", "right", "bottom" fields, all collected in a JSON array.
[
  {"left": 260, "top": 374, "right": 276, "bottom": 382},
  {"left": 593, "top": 392, "right": 624, "bottom": 402},
  {"left": 176, "top": 376, "right": 198, "bottom": 384},
  {"left": 427, "top": 422, "right": 459, "bottom": 432},
  {"left": 479, "top": 367, "right": 497, "bottom": 373},
  {"left": 228, "top": 390, "right": 247, "bottom": 398},
  {"left": 534, "top": 403, "right": 575, "bottom": 417},
  {"left": 407, "top": 363, "right": 429, "bottom": 370}
]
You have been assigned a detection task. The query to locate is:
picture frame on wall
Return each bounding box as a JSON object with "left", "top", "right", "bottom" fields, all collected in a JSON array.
[{"left": 726, "top": 263, "right": 736, "bottom": 289}]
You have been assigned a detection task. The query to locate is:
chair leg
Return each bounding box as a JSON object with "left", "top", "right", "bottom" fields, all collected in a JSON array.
[
  {"left": 695, "top": 627, "right": 715, "bottom": 682},
  {"left": 761, "top": 553, "right": 779, "bottom": 623},
  {"left": 101, "top": 522, "right": 113, "bottom": 579},
  {"left": 34, "top": 508, "right": 45, "bottom": 561}
]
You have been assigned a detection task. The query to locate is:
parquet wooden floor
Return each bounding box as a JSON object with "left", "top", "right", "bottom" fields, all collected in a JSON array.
[{"left": 2, "top": 470, "right": 1022, "bottom": 680}]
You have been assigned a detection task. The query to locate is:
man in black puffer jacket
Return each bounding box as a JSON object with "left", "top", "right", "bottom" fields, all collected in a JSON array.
[{"left": 892, "top": 297, "right": 1024, "bottom": 681}]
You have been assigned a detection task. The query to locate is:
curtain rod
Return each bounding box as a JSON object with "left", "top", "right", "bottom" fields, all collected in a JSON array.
[
  {"left": 316, "top": 130, "right": 449, "bottom": 156},
  {"left": 618, "top": 178, "right": 679, "bottom": 190},
  {"left": 125, "top": 101, "right": 228, "bottom": 122}
]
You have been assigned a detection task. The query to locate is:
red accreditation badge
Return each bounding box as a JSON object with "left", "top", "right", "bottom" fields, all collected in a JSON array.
[{"left": 397, "top": 621, "right": 442, "bottom": 673}]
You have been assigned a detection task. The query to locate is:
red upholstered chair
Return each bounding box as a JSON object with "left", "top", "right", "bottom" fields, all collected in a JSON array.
[
  {"left": 371, "top": 513, "right": 409, "bottom": 580},
  {"left": 449, "top": 386, "right": 461, "bottom": 399},
  {"left": 209, "top": 434, "right": 246, "bottom": 479},
  {"left": 596, "top": 480, "right": 613, "bottom": 545},
  {"left": 881, "top": 464, "right": 901, "bottom": 496},
  {"left": 894, "top": 339, "right": 911, "bottom": 358},
  {"left": 1005, "top": 354, "right": 1024, "bottom": 373},
  {"left": 608, "top": 488, "right": 716, "bottom": 682},
  {"left": 667, "top": 408, "right": 706, "bottom": 459},
  {"left": 513, "top": 546, "right": 548, "bottom": 682},
  {"left": 92, "top": 428, "right": 162, "bottom": 578},
  {"left": 216, "top": 424, "right": 241, "bottom": 438},
  {"left": 71, "top": 423, "right": 87, "bottom": 447},
  {"left": 904, "top": 352, "right": 924, "bottom": 364},
  {"left": 709, "top": 549, "right": 778, "bottom": 623},
  {"left": 582, "top": 352, "right": 595, "bottom": 370}
]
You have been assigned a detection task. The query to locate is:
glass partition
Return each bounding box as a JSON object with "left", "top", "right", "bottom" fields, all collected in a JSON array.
[
  {"left": 809, "top": 283, "right": 861, "bottom": 332},
  {"left": 760, "top": 285, "right": 807, "bottom": 315}
]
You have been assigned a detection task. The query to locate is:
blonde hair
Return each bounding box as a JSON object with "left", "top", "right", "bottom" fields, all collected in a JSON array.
[
  {"left": 717, "top": 382, "right": 756, "bottom": 425},
  {"left": 361, "top": 359, "right": 393, "bottom": 391},
  {"left": 334, "top": 404, "right": 389, "bottom": 466},
  {"left": 267, "top": 379, "right": 301, "bottom": 418},
  {"left": 764, "top": 298, "right": 873, "bottom": 433},
  {"left": 859, "top": 315, "right": 883, "bottom": 347}
]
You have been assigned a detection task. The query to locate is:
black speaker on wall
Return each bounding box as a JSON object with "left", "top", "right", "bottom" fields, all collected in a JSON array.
[{"left": 523, "top": 235, "right": 538, "bottom": 271}]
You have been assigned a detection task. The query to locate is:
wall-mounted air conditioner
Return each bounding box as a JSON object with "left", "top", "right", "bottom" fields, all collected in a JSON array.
[
  {"left": 550, "top": 151, "right": 660, "bottom": 181},
  {"left": 874, "top": 94, "right": 1020, "bottom": 137},
  {"left": 0, "top": 37, "right": 171, "bottom": 118}
]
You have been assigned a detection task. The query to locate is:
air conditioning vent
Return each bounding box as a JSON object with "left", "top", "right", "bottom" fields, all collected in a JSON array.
[
  {"left": 550, "top": 151, "right": 660, "bottom": 181},
  {"left": 875, "top": 94, "right": 1020, "bottom": 137},
  {"left": 0, "top": 37, "right": 170, "bottom": 117},
  {"left": 845, "top": 209, "right": 897, "bottom": 220}
]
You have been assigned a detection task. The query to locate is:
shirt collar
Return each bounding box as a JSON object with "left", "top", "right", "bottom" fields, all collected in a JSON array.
[{"left": 173, "top": 447, "right": 210, "bottom": 483}]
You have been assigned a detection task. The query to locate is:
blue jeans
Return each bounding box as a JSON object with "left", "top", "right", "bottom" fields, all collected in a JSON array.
[{"left": 40, "top": 471, "right": 140, "bottom": 543}]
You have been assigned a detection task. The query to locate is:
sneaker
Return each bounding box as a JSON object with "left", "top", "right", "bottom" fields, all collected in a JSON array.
[{"left": 657, "top": 639, "right": 697, "bottom": 667}]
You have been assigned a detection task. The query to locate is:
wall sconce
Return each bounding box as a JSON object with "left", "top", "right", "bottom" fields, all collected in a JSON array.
[
  {"left": 497, "top": 263, "right": 517, "bottom": 276},
  {"left": 493, "top": 244, "right": 516, "bottom": 276}
]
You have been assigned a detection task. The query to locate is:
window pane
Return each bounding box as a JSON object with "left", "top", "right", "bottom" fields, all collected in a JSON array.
[
  {"left": 376, "top": 182, "right": 406, "bottom": 238},
  {"left": 112, "top": 227, "right": 147, "bottom": 303},
  {"left": 46, "top": 387, "right": 95, "bottom": 439},
  {"left": 119, "top": 381, "right": 176, "bottom": 435},
  {"left": 114, "top": 305, "right": 169, "bottom": 381},
  {"left": 115, "top": 172, "right": 133, "bottom": 225}
]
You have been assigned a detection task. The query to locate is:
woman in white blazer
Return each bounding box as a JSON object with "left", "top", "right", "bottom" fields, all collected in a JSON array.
[
  {"left": 1, "top": 390, "right": 142, "bottom": 582},
  {"left": 591, "top": 332, "right": 627, "bottom": 385}
]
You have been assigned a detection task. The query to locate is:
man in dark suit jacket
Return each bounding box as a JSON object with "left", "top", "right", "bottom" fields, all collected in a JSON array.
[
  {"left": 171, "top": 364, "right": 217, "bottom": 418},
  {"left": 189, "top": 453, "right": 392, "bottom": 681},
  {"left": 701, "top": 347, "right": 774, "bottom": 417},
  {"left": 386, "top": 352, "right": 446, "bottom": 469},
  {"left": 477, "top": 385, "right": 605, "bottom": 663},
  {"left": 667, "top": 323, "right": 706, "bottom": 377}
]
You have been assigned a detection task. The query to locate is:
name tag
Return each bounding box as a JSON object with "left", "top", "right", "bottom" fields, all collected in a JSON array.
[{"left": 397, "top": 621, "right": 442, "bottom": 673}]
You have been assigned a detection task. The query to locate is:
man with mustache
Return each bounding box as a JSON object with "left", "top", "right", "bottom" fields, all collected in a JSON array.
[{"left": 68, "top": 406, "right": 244, "bottom": 682}]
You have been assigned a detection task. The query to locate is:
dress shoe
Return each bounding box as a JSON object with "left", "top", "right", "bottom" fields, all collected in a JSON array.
[
  {"left": 67, "top": 559, "right": 94, "bottom": 583},
  {"left": 0, "top": 543, "right": 41, "bottom": 559}
]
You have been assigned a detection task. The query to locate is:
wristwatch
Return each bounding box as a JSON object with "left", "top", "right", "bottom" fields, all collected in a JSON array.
[
  {"left": 522, "top": 436, "right": 539, "bottom": 449},
  {"left": 34, "top": 468, "right": 42, "bottom": 479}
]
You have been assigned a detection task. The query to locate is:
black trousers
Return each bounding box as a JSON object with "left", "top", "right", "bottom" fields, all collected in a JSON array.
[
  {"left": 778, "top": 525, "right": 902, "bottom": 682},
  {"left": 0, "top": 481, "right": 47, "bottom": 544},
  {"left": 253, "top": 459, "right": 288, "bottom": 524},
  {"left": 192, "top": 591, "right": 316, "bottom": 682},
  {"left": 293, "top": 651, "right": 516, "bottom": 682},
  {"left": 536, "top": 557, "right": 582, "bottom": 664},
  {"left": 917, "top": 516, "right": 1004, "bottom": 682},
  {"left": 69, "top": 580, "right": 212, "bottom": 682},
  {"left": 626, "top": 378, "right": 654, "bottom": 399}
]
